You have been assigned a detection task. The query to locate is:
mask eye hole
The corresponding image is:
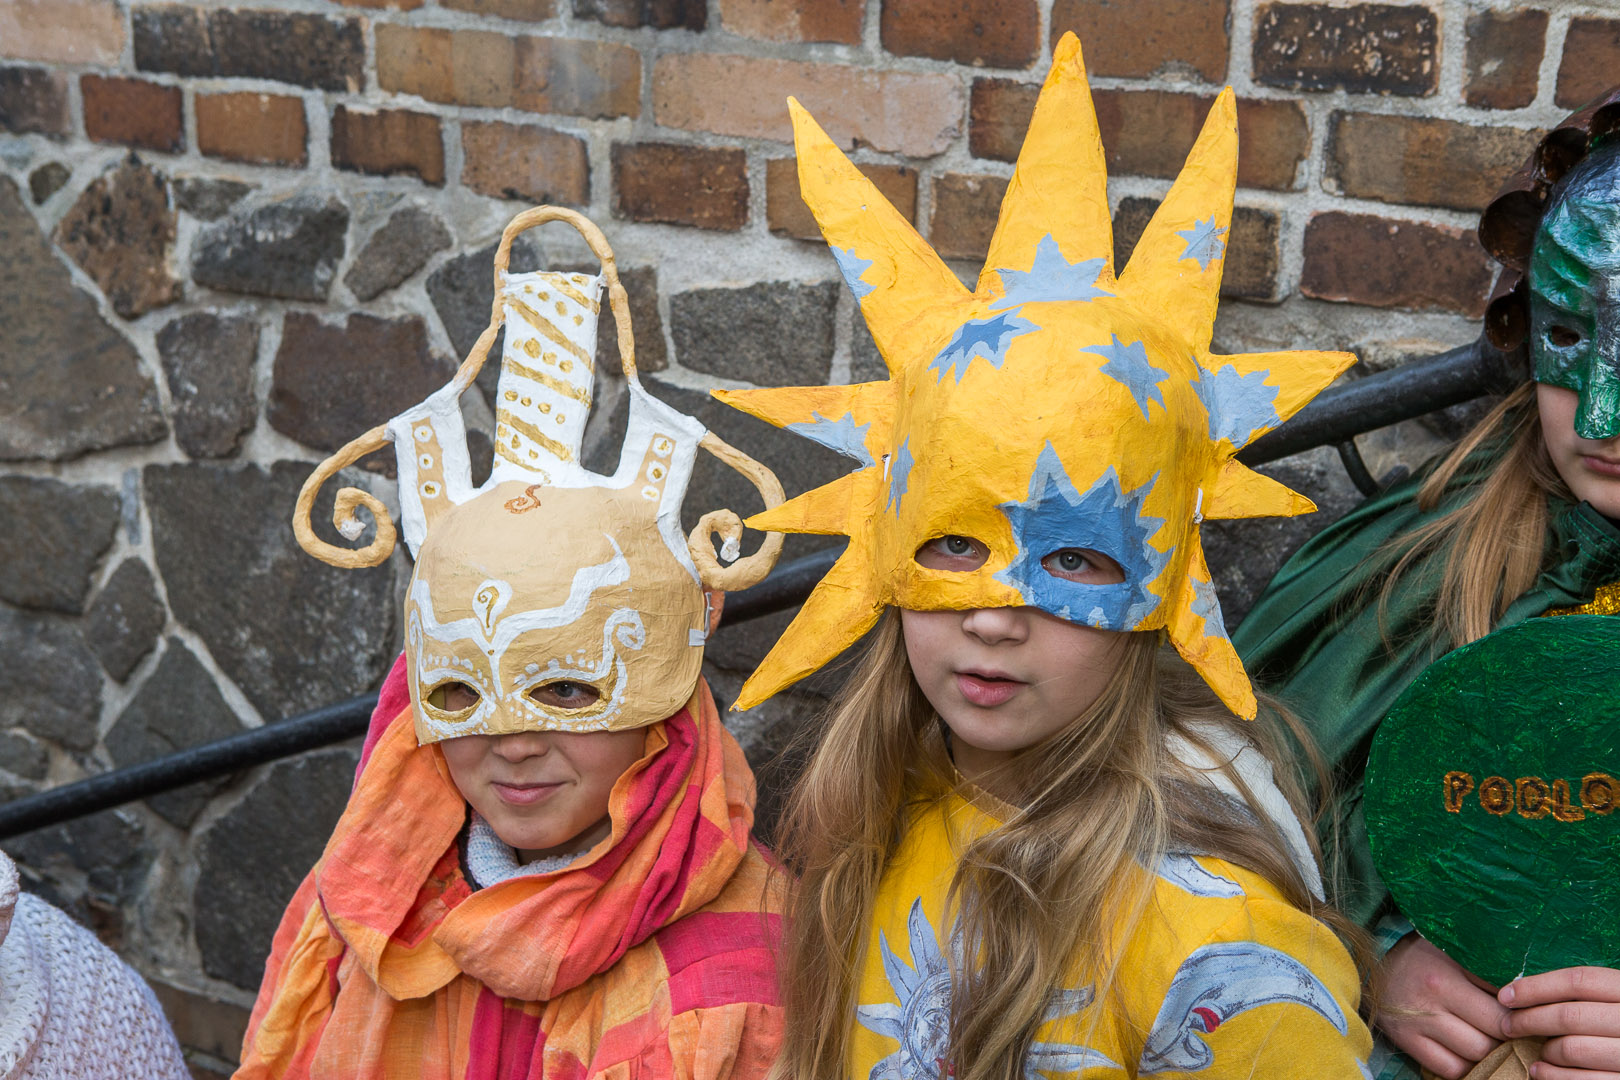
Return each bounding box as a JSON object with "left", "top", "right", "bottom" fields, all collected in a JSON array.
[
  {"left": 528, "top": 681, "right": 602, "bottom": 710},
  {"left": 1547, "top": 325, "right": 1583, "bottom": 348},
  {"left": 427, "top": 680, "right": 481, "bottom": 714},
  {"left": 1040, "top": 547, "right": 1126, "bottom": 584},
  {"left": 915, "top": 535, "right": 990, "bottom": 571}
]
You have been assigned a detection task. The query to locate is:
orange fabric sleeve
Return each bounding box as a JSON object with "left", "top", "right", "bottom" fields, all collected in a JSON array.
[{"left": 235, "top": 869, "right": 346, "bottom": 1079}]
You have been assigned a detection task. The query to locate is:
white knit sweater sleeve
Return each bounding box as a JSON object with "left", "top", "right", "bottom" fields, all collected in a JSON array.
[{"left": 0, "top": 891, "right": 191, "bottom": 1080}]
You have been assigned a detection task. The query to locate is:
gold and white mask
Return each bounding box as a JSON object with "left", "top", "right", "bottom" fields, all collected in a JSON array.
[{"left": 294, "top": 208, "right": 782, "bottom": 743}]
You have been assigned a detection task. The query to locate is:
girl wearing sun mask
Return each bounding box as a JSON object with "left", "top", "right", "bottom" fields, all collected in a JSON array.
[
  {"left": 713, "top": 35, "right": 1374, "bottom": 1080},
  {"left": 1236, "top": 94, "right": 1620, "bottom": 1080},
  {"left": 234, "top": 209, "right": 787, "bottom": 1080}
]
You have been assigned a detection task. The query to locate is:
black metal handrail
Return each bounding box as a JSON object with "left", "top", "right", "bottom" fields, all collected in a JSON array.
[{"left": 0, "top": 337, "right": 1527, "bottom": 841}]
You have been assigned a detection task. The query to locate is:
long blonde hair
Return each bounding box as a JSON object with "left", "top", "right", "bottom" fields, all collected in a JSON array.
[
  {"left": 1379, "top": 383, "right": 1571, "bottom": 647},
  {"left": 771, "top": 613, "right": 1366, "bottom": 1080}
]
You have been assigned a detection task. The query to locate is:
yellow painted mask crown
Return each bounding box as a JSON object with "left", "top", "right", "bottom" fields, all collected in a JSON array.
[{"left": 714, "top": 33, "right": 1355, "bottom": 719}]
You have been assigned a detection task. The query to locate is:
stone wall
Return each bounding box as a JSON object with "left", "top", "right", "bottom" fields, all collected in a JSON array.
[{"left": 0, "top": 0, "right": 1611, "bottom": 1072}]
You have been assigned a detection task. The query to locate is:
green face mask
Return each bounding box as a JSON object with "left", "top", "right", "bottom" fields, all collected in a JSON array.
[{"left": 1528, "top": 144, "right": 1620, "bottom": 440}]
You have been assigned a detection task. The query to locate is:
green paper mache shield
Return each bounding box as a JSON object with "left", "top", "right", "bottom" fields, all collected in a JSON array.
[{"left": 1366, "top": 614, "right": 1620, "bottom": 986}]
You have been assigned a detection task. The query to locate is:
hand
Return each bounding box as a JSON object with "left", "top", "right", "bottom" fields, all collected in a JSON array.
[
  {"left": 1501, "top": 966, "right": 1620, "bottom": 1079},
  {"left": 1376, "top": 934, "right": 1509, "bottom": 1078}
]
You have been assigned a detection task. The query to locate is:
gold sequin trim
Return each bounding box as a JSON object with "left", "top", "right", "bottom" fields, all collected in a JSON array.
[{"left": 1543, "top": 581, "right": 1620, "bottom": 617}]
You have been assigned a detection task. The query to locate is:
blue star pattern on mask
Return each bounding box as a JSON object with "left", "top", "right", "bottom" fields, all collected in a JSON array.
[
  {"left": 991, "top": 233, "right": 1113, "bottom": 309},
  {"left": 926, "top": 311, "right": 1038, "bottom": 383},
  {"left": 1176, "top": 216, "right": 1228, "bottom": 272},
  {"left": 1193, "top": 364, "right": 1280, "bottom": 447},
  {"left": 786, "top": 410, "right": 875, "bottom": 468},
  {"left": 1087, "top": 335, "right": 1169, "bottom": 419},
  {"left": 887, "top": 437, "right": 914, "bottom": 514},
  {"left": 1188, "top": 575, "right": 1227, "bottom": 640},
  {"left": 995, "top": 443, "right": 1169, "bottom": 629},
  {"left": 832, "top": 245, "right": 876, "bottom": 304}
]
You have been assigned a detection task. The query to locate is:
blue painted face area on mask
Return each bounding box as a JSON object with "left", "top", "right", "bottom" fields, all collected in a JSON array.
[
  {"left": 1529, "top": 141, "right": 1620, "bottom": 440},
  {"left": 995, "top": 443, "right": 1169, "bottom": 630}
]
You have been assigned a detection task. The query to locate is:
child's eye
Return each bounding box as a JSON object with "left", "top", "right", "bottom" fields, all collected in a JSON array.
[
  {"left": 1040, "top": 547, "right": 1125, "bottom": 584},
  {"left": 529, "top": 681, "right": 602, "bottom": 710},
  {"left": 915, "top": 535, "right": 989, "bottom": 570},
  {"left": 428, "top": 681, "right": 481, "bottom": 713},
  {"left": 1547, "top": 325, "right": 1583, "bottom": 348}
]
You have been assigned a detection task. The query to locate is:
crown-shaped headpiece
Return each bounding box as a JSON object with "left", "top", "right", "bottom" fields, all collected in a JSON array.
[{"left": 294, "top": 208, "right": 783, "bottom": 741}]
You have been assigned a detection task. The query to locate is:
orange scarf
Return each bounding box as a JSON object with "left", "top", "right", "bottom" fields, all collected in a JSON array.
[{"left": 236, "top": 676, "right": 783, "bottom": 1079}]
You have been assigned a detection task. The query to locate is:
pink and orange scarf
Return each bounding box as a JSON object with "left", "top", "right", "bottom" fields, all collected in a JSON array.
[{"left": 235, "top": 664, "right": 782, "bottom": 1079}]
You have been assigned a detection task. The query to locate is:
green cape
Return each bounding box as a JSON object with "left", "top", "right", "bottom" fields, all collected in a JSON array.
[{"left": 1232, "top": 449, "right": 1620, "bottom": 927}]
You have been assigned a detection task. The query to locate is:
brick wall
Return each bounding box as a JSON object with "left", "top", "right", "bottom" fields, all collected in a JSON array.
[{"left": 1, "top": 0, "right": 1612, "bottom": 1071}]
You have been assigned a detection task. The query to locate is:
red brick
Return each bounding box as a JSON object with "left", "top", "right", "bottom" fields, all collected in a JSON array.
[
  {"left": 1253, "top": 3, "right": 1437, "bottom": 97},
  {"left": 968, "top": 79, "right": 1036, "bottom": 161},
  {"left": 440, "top": 0, "right": 553, "bottom": 17},
  {"left": 196, "top": 92, "right": 307, "bottom": 167},
  {"left": 575, "top": 0, "right": 704, "bottom": 30},
  {"left": 1327, "top": 113, "right": 1541, "bottom": 214},
  {"left": 881, "top": 0, "right": 1038, "bottom": 69},
  {"left": 462, "top": 121, "right": 588, "bottom": 207},
  {"left": 0, "top": 66, "right": 68, "bottom": 136},
  {"left": 767, "top": 158, "right": 917, "bottom": 241},
  {"left": 612, "top": 143, "right": 748, "bottom": 231},
  {"left": 971, "top": 80, "right": 1308, "bottom": 191},
  {"left": 1464, "top": 8, "right": 1547, "bottom": 111},
  {"left": 0, "top": 0, "right": 124, "bottom": 64},
  {"left": 377, "top": 26, "right": 640, "bottom": 120},
  {"left": 82, "top": 76, "right": 183, "bottom": 154},
  {"left": 1300, "top": 212, "right": 1495, "bottom": 317},
  {"left": 1556, "top": 18, "right": 1620, "bottom": 109},
  {"left": 928, "top": 173, "right": 1008, "bottom": 262},
  {"left": 330, "top": 107, "right": 444, "bottom": 186},
  {"left": 720, "top": 0, "right": 863, "bottom": 44},
  {"left": 653, "top": 54, "right": 963, "bottom": 158},
  {"left": 1114, "top": 197, "right": 1277, "bottom": 299},
  {"left": 1051, "top": 0, "right": 1229, "bottom": 83}
]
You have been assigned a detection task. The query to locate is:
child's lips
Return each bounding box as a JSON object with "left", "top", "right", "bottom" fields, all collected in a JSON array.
[
  {"left": 1581, "top": 454, "right": 1620, "bottom": 478},
  {"left": 956, "top": 671, "right": 1025, "bottom": 707},
  {"left": 491, "top": 780, "right": 564, "bottom": 806}
]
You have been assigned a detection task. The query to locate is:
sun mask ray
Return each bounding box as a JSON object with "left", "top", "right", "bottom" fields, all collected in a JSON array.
[
  {"left": 1117, "top": 89, "right": 1238, "bottom": 355},
  {"left": 1193, "top": 348, "right": 1356, "bottom": 452},
  {"left": 978, "top": 32, "right": 1115, "bottom": 300},
  {"left": 1204, "top": 460, "right": 1316, "bottom": 521},
  {"left": 748, "top": 471, "right": 870, "bottom": 535},
  {"left": 1164, "top": 542, "right": 1255, "bottom": 719},
  {"left": 732, "top": 548, "right": 885, "bottom": 710},
  {"left": 791, "top": 100, "right": 974, "bottom": 377}
]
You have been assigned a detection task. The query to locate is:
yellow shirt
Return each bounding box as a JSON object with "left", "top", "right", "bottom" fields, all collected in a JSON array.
[{"left": 851, "top": 790, "right": 1374, "bottom": 1078}]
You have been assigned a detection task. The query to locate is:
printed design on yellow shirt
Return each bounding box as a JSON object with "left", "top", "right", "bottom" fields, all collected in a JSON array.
[
  {"left": 1154, "top": 853, "right": 1244, "bottom": 898},
  {"left": 1137, "top": 941, "right": 1348, "bottom": 1074},
  {"left": 856, "top": 899, "right": 1122, "bottom": 1079}
]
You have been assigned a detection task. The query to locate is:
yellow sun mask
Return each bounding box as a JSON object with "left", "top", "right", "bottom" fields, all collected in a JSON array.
[
  {"left": 294, "top": 208, "right": 782, "bottom": 743},
  {"left": 716, "top": 33, "right": 1354, "bottom": 719}
]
